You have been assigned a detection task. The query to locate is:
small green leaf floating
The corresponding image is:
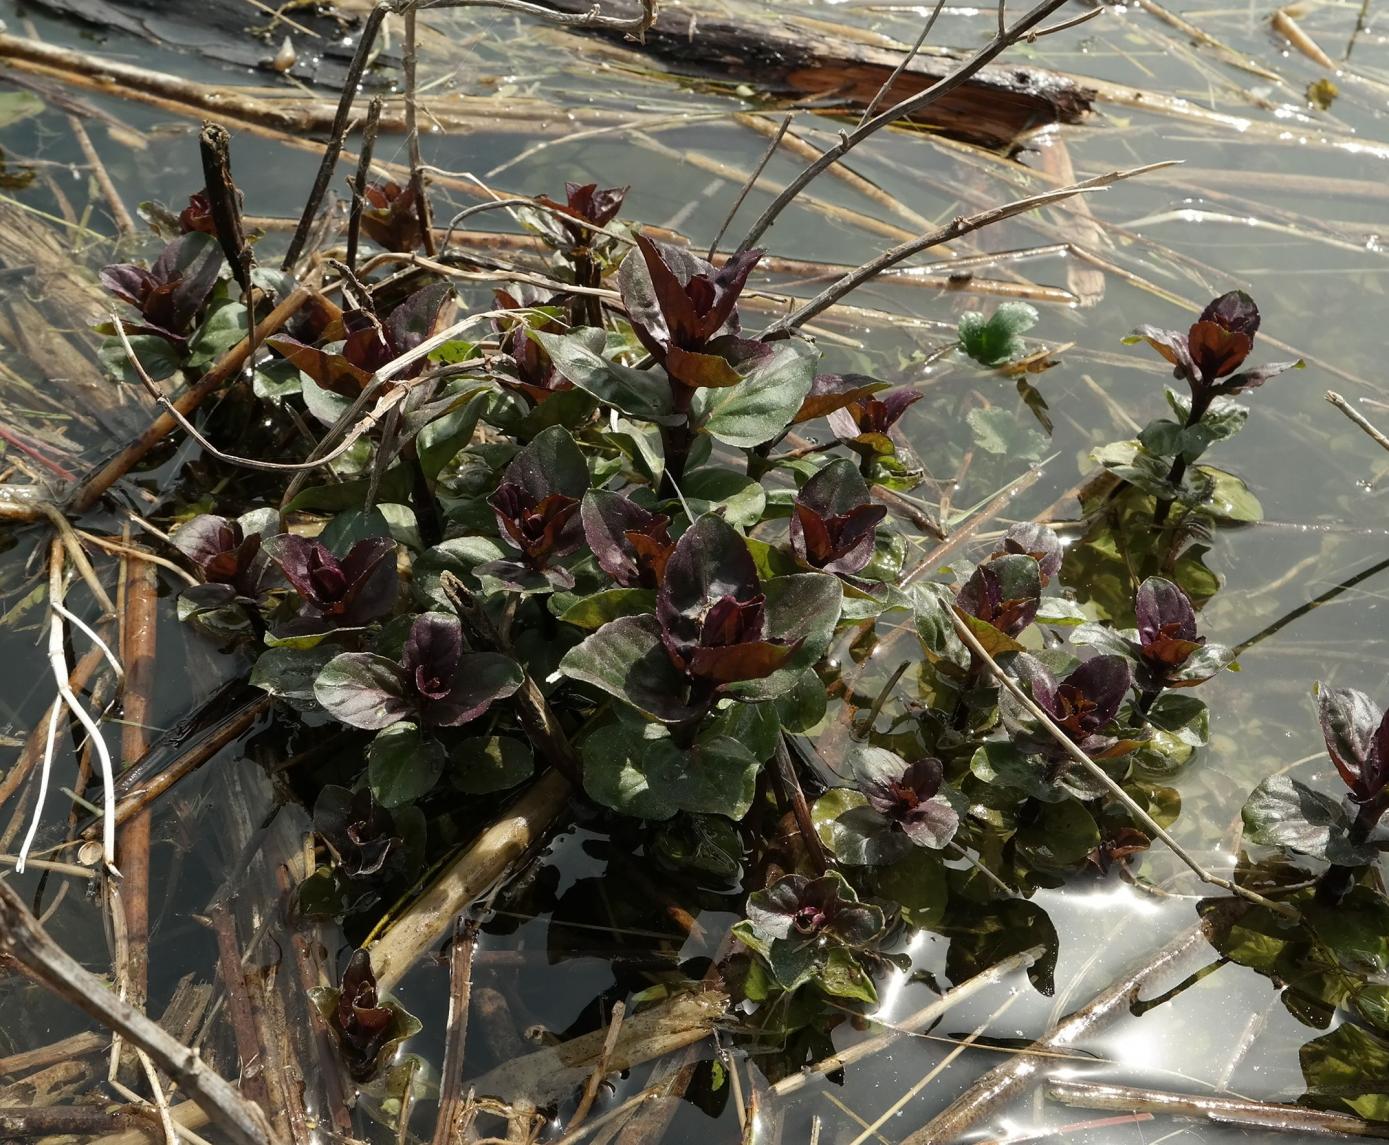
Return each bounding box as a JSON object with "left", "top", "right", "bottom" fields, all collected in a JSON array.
[{"left": 957, "top": 302, "right": 1039, "bottom": 367}]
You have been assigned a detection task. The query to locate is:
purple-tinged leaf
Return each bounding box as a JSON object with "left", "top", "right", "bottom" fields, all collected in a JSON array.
[
  {"left": 172, "top": 513, "right": 270, "bottom": 597},
  {"left": 263, "top": 534, "right": 398, "bottom": 627},
  {"left": 955, "top": 554, "right": 1041, "bottom": 639},
  {"left": 656, "top": 514, "right": 761, "bottom": 667},
  {"left": 314, "top": 653, "right": 412, "bottom": 730},
  {"left": 792, "top": 373, "right": 890, "bottom": 425},
  {"left": 1317, "top": 685, "right": 1387, "bottom": 802},
  {"left": 401, "top": 612, "right": 463, "bottom": 701},
  {"left": 1218, "top": 359, "right": 1304, "bottom": 395},
  {"left": 790, "top": 459, "right": 885, "bottom": 575},
  {"left": 425, "top": 652, "right": 524, "bottom": 727},
  {"left": 360, "top": 180, "right": 422, "bottom": 252},
  {"left": 558, "top": 613, "right": 707, "bottom": 724},
  {"left": 313, "top": 786, "right": 402, "bottom": 879},
  {"left": 581, "top": 490, "right": 674, "bottom": 589},
  {"left": 850, "top": 746, "right": 959, "bottom": 850},
  {"left": 1200, "top": 290, "right": 1260, "bottom": 338},
  {"left": 1135, "top": 576, "right": 1203, "bottom": 670},
  {"left": 618, "top": 235, "right": 762, "bottom": 366},
  {"left": 387, "top": 282, "right": 456, "bottom": 360}
]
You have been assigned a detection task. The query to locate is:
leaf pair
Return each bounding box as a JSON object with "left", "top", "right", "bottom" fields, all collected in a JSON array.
[
  {"left": 560, "top": 514, "right": 842, "bottom": 723},
  {"left": 314, "top": 612, "right": 523, "bottom": 731}
]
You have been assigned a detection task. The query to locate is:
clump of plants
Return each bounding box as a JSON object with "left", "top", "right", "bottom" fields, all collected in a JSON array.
[{"left": 94, "top": 150, "right": 1334, "bottom": 1101}]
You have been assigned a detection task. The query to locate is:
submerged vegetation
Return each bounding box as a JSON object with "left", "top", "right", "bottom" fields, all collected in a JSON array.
[{"left": 3, "top": 0, "right": 1389, "bottom": 1141}]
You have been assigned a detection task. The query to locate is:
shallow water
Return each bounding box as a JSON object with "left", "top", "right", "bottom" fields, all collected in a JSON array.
[{"left": 1, "top": 0, "right": 1388, "bottom": 1140}]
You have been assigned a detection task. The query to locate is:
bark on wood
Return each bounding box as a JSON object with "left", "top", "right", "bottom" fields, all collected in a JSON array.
[{"left": 534, "top": 0, "right": 1094, "bottom": 150}]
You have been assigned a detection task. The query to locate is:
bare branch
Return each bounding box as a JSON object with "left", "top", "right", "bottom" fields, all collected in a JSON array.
[
  {"left": 708, "top": 113, "right": 793, "bottom": 259},
  {"left": 761, "top": 161, "right": 1178, "bottom": 336},
  {"left": 733, "top": 0, "right": 1076, "bottom": 256}
]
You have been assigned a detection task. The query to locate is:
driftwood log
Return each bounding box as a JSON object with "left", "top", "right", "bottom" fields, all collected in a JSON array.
[{"left": 534, "top": 0, "right": 1095, "bottom": 150}]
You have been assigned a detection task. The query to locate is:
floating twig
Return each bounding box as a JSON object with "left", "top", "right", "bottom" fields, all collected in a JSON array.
[
  {"left": 900, "top": 924, "right": 1209, "bottom": 1143},
  {"left": 68, "top": 283, "right": 315, "bottom": 513},
  {"left": 0, "top": 879, "right": 274, "bottom": 1145},
  {"left": 773, "top": 944, "right": 1043, "bottom": 1097},
  {"left": 1327, "top": 390, "right": 1389, "bottom": 454},
  {"left": 761, "top": 162, "right": 1178, "bottom": 336},
  {"left": 1047, "top": 1078, "right": 1389, "bottom": 1139}
]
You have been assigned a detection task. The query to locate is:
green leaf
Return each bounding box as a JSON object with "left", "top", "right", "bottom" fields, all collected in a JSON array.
[
  {"left": 1242, "top": 775, "right": 1374, "bottom": 864},
  {"left": 1015, "top": 799, "right": 1099, "bottom": 869},
  {"left": 693, "top": 339, "right": 818, "bottom": 448},
  {"left": 319, "top": 508, "right": 391, "bottom": 555},
  {"left": 250, "top": 646, "right": 334, "bottom": 705},
  {"left": 812, "top": 788, "right": 908, "bottom": 867},
  {"left": 560, "top": 614, "right": 704, "bottom": 723},
  {"left": 957, "top": 302, "right": 1038, "bottom": 367},
  {"left": 1145, "top": 693, "right": 1209, "bottom": 747},
  {"left": 186, "top": 302, "right": 248, "bottom": 369},
  {"left": 558, "top": 588, "right": 657, "bottom": 630},
  {"left": 451, "top": 735, "right": 534, "bottom": 794},
  {"left": 100, "top": 333, "right": 181, "bottom": 384},
  {"left": 369, "top": 722, "right": 445, "bottom": 807},
  {"left": 818, "top": 948, "right": 879, "bottom": 1004},
  {"left": 941, "top": 897, "right": 1058, "bottom": 996},
  {"left": 682, "top": 467, "right": 767, "bottom": 528},
  {"left": 418, "top": 388, "right": 486, "bottom": 479},
  {"left": 1301, "top": 1023, "right": 1389, "bottom": 1120},
  {"left": 775, "top": 669, "right": 828, "bottom": 733},
  {"left": 913, "top": 582, "right": 968, "bottom": 668},
  {"left": 651, "top": 814, "right": 744, "bottom": 879},
  {"left": 1196, "top": 466, "right": 1263, "bottom": 523},
  {"left": 413, "top": 536, "right": 509, "bottom": 608},
  {"left": 535, "top": 329, "right": 677, "bottom": 422},
  {"left": 970, "top": 742, "right": 1065, "bottom": 803},
  {"left": 723, "top": 573, "right": 843, "bottom": 702},
  {"left": 874, "top": 848, "right": 948, "bottom": 929},
  {"left": 580, "top": 721, "right": 761, "bottom": 819},
  {"left": 0, "top": 91, "right": 45, "bottom": 128},
  {"left": 965, "top": 407, "right": 1047, "bottom": 461}
]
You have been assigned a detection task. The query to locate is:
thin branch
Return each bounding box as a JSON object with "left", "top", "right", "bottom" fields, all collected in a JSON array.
[
  {"left": 345, "top": 95, "right": 385, "bottom": 274},
  {"left": 762, "top": 162, "right": 1177, "bottom": 336},
  {"left": 772, "top": 945, "right": 1043, "bottom": 1098},
  {"left": 403, "top": 5, "right": 435, "bottom": 256},
  {"left": 282, "top": 1, "right": 395, "bottom": 270},
  {"left": 708, "top": 113, "right": 793, "bottom": 259},
  {"left": 68, "top": 283, "right": 316, "bottom": 513},
  {"left": 1047, "top": 1078, "right": 1389, "bottom": 1139},
  {"left": 901, "top": 923, "right": 1209, "bottom": 1143},
  {"left": 947, "top": 606, "right": 1299, "bottom": 920},
  {"left": 858, "top": 0, "right": 947, "bottom": 125},
  {"left": 1027, "top": 5, "right": 1106, "bottom": 38},
  {"left": 1327, "top": 389, "right": 1389, "bottom": 453},
  {"left": 111, "top": 314, "right": 373, "bottom": 474},
  {"left": 732, "top": 0, "right": 1076, "bottom": 256},
  {"left": 431, "top": 920, "right": 478, "bottom": 1145}
]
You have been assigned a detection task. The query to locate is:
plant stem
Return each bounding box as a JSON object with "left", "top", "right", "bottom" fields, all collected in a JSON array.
[{"left": 1153, "top": 393, "right": 1210, "bottom": 525}]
